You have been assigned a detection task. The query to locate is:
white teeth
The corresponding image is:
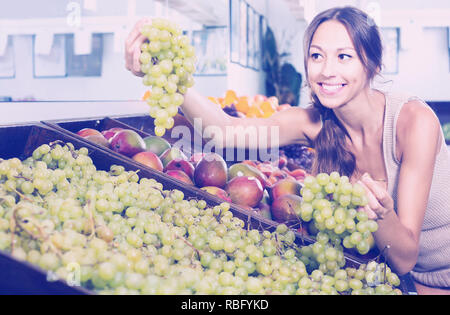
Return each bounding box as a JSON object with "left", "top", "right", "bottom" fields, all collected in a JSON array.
[{"left": 322, "top": 84, "right": 344, "bottom": 91}]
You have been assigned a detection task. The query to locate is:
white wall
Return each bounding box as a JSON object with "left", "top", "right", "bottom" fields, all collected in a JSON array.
[
  {"left": 0, "top": 0, "right": 227, "bottom": 102},
  {"left": 1, "top": 0, "right": 449, "bottom": 106},
  {"left": 375, "top": 27, "right": 450, "bottom": 102},
  {"left": 227, "top": 0, "right": 306, "bottom": 97}
]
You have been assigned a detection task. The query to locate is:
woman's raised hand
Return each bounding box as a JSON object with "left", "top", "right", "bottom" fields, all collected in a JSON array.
[{"left": 125, "top": 18, "right": 152, "bottom": 77}]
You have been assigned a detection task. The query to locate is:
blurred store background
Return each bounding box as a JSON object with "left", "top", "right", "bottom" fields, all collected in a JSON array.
[{"left": 0, "top": 0, "right": 449, "bottom": 126}]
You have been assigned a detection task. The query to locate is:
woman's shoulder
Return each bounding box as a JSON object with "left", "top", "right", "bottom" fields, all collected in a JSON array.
[
  {"left": 396, "top": 95, "right": 440, "bottom": 129},
  {"left": 382, "top": 89, "right": 438, "bottom": 126},
  {"left": 395, "top": 93, "right": 442, "bottom": 153}
]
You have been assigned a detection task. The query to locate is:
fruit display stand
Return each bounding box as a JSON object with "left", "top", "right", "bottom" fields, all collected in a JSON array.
[
  {"left": 0, "top": 122, "right": 290, "bottom": 294},
  {"left": 0, "top": 121, "right": 416, "bottom": 294},
  {"left": 45, "top": 114, "right": 415, "bottom": 288}
]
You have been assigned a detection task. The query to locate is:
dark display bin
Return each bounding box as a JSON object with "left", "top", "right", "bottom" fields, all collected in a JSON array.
[{"left": 0, "top": 122, "right": 304, "bottom": 294}]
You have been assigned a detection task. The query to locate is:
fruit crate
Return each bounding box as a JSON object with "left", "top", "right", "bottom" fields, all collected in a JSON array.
[
  {"left": 0, "top": 122, "right": 415, "bottom": 294},
  {"left": 0, "top": 122, "right": 299, "bottom": 294}
]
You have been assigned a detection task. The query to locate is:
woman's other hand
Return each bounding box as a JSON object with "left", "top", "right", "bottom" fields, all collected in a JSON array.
[
  {"left": 357, "top": 173, "right": 394, "bottom": 221},
  {"left": 125, "top": 18, "right": 152, "bottom": 77}
]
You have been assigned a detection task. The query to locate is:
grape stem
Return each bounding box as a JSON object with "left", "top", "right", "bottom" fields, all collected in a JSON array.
[
  {"left": 287, "top": 202, "right": 306, "bottom": 246},
  {"left": 374, "top": 245, "right": 391, "bottom": 285},
  {"left": 14, "top": 175, "right": 32, "bottom": 182},
  {"left": 127, "top": 170, "right": 141, "bottom": 181},
  {"left": 85, "top": 199, "right": 96, "bottom": 240},
  {"left": 49, "top": 141, "right": 79, "bottom": 159},
  {"left": 176, "top": 235, "right": 203, "bottom": 258},
  {"left": 11, "top": 187, "right": 33, "bottom": 202},
  {"left": 10, "top": 205, "right": 61, "bottom": 257}
]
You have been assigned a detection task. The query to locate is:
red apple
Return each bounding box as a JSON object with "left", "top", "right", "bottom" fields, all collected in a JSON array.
[
  {"left": 288, "top": 169, "right": 307, "bottom": 181},
  {"left": 84, "top": 134, "right": 109, "bottom": 148},
  {"left": 269, "top": 178, "right": 302, "bottom": 202},
  {"left": 132, "top": 151, "right": 163, "bottom": 172},
  {"left": 200, "top": 186, "right": 232, "bottom": 203},
  {"left": 225, "top": 176, "right": 264, "bottom": 208},
  {"left": 189, "top": 152, "right": 206, "bottom": 168},
  {"left": 77, "top": 128, "right": 102, "bottom": 138},
  {"left": 270, "top": 194, "right": 302, "bottom": 223},
  {"left": 164, "top": 158, "right": 195, "bottom": 179},
  {"left": 165, "top": 169, "right": 194, "bottom": 185},
  {"left": 102, "top": 127, "right": 125, "bottom": 141},
  {"left": 109, "top": 130, "right": 146, "bottom": 157},
  {"left": 193, "top": 153, "right": 228, "bottom": 189},
  {"left": 273, "top": 156, "right": 288, "bottom": 169},
  {"left": 159, "top": 147, "right": 188, "bottom": 168}
]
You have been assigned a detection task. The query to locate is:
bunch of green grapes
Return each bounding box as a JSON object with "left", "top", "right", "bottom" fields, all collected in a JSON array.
[
  {"left": 299, "top": 172, "right": 378, "bottom": 255},
  {"left": 139, "top": 18, "right": 196, "bottom": 137},
  {"left": 298, "top": 232, "right": 346, "bottom": 275},
  {"left": 295, "top": 260, "right": 402, "bottom": 295},
  {"left": 0, "top": 144, "right": 312, "bottom": 295}
]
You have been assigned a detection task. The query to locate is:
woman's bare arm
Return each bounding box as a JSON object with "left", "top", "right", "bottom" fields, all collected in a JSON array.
[
  {"left": 361, "top": 100, "right": 441, "bottom": 275},
  {"left": 181, "top": 89, "right": 321, "bottom": 150},
  {"left": 125, "top": 19, "right": 321, "bottom": 150}
]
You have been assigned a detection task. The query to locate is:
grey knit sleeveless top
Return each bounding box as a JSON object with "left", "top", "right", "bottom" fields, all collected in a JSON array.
[{"left": 383, "top": 90, "right": 450, "bottom": 288}]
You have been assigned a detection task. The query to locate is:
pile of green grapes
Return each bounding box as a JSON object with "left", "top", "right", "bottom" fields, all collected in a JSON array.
[
  {"left": 139, "top": 18, "right": 196, "bottom": 137},
  {"left": 299, "top": 172, "right": 378, "bottom": 255},
  {"left": 0, "top": 142, "right": 402, "bottom": 295}
]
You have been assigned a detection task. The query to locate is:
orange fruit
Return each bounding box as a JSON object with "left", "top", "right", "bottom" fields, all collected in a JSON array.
[
  {"left": 235, "top": 96, "right": 250, "bottom": 114},
  {"left": 218, "top": 97, "right": 225, "bottom": 108},
  {"left": 142, "top": 90, "right": 151, "bottom": 101},
  {"left": 260, "top": 101, "right": 276, "bottom": 116},
  {"left": 224, "top": 90, "right": 238, "bottom": 107},
  {"left": 246, "top": 105, "right": 264, "bottom": 118}
]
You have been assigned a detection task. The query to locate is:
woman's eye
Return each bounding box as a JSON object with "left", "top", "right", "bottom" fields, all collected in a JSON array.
[
  {"left": 310, "top": 53, "right": 322, "bottom": 60},
  {"left": 339, "top": 54, "right": 352, "bottom": 61}
]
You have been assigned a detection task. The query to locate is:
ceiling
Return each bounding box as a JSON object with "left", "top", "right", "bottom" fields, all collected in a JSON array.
[
  {"left": 283, "top": 0, "right": 306, "bottom": 21},
  {"left": 154, "top": 0, "right": 228, "bottom": 26},
  {"left": 156, "top": 0, "right": 307, "bottom": 26}
]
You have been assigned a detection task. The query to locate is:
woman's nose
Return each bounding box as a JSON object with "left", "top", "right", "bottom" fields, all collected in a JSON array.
[{"left": 321, "top": 59, "right": 336, "bottom": 77}]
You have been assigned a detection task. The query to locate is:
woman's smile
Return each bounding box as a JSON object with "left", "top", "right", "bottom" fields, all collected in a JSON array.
[{"left": 318, "top": 82, "right": 348, "bottom": 96}]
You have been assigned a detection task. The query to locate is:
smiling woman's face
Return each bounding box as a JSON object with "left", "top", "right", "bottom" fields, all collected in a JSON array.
[{"left": 307, "top": 20, "right": 369, "bottom": 109}]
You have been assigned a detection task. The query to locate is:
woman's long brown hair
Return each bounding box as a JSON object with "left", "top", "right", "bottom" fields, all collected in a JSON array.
[{"left": 303, "top": 6, "right": 383, "bottom": 177}]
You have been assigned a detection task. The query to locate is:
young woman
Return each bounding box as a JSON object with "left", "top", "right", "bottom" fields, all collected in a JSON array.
[{"left": 125, "top": 7, "right": 450, "bottom": 294}]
